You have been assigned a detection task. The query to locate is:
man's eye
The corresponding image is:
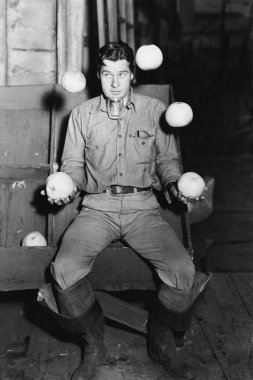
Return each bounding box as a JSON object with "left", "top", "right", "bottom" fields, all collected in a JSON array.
[
  {"left": 119, "top": 73, "right": 127, "bottom": 77},
  {"left": 103, "top": 72, "right": 112, "bottom": 77}
]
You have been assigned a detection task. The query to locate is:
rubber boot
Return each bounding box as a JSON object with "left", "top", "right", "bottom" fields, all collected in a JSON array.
[
  {"left": 69, "top": 310, "right": 106, "bottom": 380},
  {"left": 148, "top": 313, "right": 197, "bottom": 380},
  {"left": 148, "top": 272, "right": 211, "bottom": 379},
  {"left": 152, "top": 297, "right": 194, "bottom": 348},
  {"left": 37, "top": 278, "right": 108, "bottom": 380}
]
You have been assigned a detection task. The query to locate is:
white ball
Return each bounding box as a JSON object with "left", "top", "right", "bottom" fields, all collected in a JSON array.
[
  {"left": 177, "top": 172, "right": 205, "bottom": 198},
  {"left": 61, "top": 71, "right": 86, "bottom": 93},
  {"left": 165, "top": 102, "right": 193, "bottom": 127},
  {"left": 135, "top": 45, "right": 163, "bottom": 71},
  {"left": 22, "top": 231, "right": 47, "bottom": 247},
  {"left": 46, "top": 172, "right": 75, "bottom": 200}
]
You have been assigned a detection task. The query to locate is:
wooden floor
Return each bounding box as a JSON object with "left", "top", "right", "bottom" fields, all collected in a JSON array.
[{"left": 1, "top": 154, "right": 253, "bottom": 380}]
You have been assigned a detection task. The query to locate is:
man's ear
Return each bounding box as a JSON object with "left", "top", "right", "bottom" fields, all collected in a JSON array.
[
  {"left": 97, "top": 71, "right": 100, "bottom": 79},
  {"left": 130, "top": 72, "right": 134, "bottom": 81}
]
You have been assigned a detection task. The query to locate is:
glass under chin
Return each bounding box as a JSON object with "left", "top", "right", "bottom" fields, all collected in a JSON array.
[{"left": 107, "top": 98, "right": 124, "bottom": 119}]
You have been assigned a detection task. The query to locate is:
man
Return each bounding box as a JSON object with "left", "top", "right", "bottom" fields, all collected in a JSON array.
[{"left": 38, "top": 41, "right": 210, "bottom": 380}]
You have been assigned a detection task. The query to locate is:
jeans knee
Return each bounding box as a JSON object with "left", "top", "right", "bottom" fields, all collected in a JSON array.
[
  {"left": 182, "top": 259, "right": 195, "bottom": 282},
  {"left": 158, "top": 254, "right": 195, "bottom": 292}
]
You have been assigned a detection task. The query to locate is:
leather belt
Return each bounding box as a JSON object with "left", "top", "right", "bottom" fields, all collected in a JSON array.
[{"left": 104, "top": 185, "right": 151, "bottom": 195}]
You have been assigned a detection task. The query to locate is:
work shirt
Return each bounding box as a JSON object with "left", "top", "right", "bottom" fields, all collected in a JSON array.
[{"left": 61, "top": 88, "right": 182, "bottom": 194}]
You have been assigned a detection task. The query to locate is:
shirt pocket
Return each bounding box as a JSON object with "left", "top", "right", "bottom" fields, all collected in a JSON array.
[{"left": 130, "top": 130, "right": 155, "bottom": 164}]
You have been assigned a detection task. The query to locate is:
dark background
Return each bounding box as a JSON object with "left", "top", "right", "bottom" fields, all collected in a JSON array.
[{"left": 134, "top": 0, "right": 253, "bottom": 159}]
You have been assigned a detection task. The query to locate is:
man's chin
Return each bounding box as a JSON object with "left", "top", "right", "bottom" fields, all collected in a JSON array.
[{"left": 108, "top": 94, "right": 122, "bottom": 101}]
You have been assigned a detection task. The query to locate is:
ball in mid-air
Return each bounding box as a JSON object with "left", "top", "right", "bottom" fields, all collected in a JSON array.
[
  {"left": 165, "top": 102, "right": 193, "bottom": 127},
  {"left": 61, "top": 71, "right": 86, "bottom": 93},
  {"left": 135, "top": 45, "right": 163, "bottom": 71}
]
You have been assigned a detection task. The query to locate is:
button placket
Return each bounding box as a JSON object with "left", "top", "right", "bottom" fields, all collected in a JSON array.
[{"left": 117, "top": 120, "right": 124, "bottom": 180}]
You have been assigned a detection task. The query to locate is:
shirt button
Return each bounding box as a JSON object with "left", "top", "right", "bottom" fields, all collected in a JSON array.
[
  {"left": 142, "top": 141, "right": 145, "bottom": 145},
  {"left": 119, "top": 173, "right": 123, "bottom": 176},
  {"left": 118, "top": 134, "right": 122, "bottom": 138},
  {"left": 118, "top": 153, "right": 122, "bottom": 156}
]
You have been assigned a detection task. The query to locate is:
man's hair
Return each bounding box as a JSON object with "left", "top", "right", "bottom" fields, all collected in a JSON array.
[{"left": 97, "top": 41, "right": 135, "bottom": 72}]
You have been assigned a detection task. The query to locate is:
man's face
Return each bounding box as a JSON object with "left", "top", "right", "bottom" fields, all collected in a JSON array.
[{"left": 98, "top": 59, "right": 134, "bottom": 103}]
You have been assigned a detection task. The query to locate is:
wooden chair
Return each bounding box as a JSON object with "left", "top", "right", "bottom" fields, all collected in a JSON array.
[{"left": 0, "top": 84, "right": 192, "bottom": 335}]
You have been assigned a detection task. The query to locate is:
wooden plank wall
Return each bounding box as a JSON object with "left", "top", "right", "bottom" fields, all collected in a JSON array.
[
  {"left": 7, "top": 0, "right": 57, "bottom": 85},
  {"left": 0, "top": 0, "right": 88, "bottom": 86},
  {"left": 0, "top": 86, "right": 52, "bottom": 246},
  {"left": 0, "top": 0, "right": 7, "bottom": 84}
]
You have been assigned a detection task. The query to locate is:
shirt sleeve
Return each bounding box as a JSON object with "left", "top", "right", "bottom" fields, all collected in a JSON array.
[
  {"left": 154, "top": 101, "right": 182, "bottom": 188},
  {"left": 60, "top": 108, "right": 86, "bottom": 190}
]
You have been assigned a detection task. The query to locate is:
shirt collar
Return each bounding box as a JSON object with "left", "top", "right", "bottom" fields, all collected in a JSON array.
[{"left": 126, "top": 87, "right": 136, "bottom": 111}]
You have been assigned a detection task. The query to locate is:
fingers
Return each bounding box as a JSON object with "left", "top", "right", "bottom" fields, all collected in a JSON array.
[
  {"left": 178, "top": 192, "right": 197, "bottom": 205},
  {"left": 169, "top": 183, "right": 178, "bottom": 198},
  {"left": 182, "top": 196, "right": 194, "bottom": 205},
  {"left": 177, "top": 191, "right": 190, "bottom": 204},
  {"left": 41, "top": 190, "right": 73, "bottom": 205},
  {"left": 50, "top": 196, "right": 72, "bottom": 205}
]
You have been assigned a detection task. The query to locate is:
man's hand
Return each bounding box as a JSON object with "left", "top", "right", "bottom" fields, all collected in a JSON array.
[
  {"left": 166, "top": 182, "right": 206, "bottom": 205},
  {"left": 41, "top": 184, "right": 78, "bottom": 206}
]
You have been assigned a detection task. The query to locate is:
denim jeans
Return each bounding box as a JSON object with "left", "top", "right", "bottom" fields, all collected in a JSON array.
[{"left": 51, "top": 190, "right": 195, "bottom": 292}]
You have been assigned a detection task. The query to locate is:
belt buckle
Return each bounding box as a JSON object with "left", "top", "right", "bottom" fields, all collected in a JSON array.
[
  {"left": 107, "top": 186, "right": 113, "bottom": 195},
  {"left": 107, "top": 185, "right": 122, "bottom": 195}
]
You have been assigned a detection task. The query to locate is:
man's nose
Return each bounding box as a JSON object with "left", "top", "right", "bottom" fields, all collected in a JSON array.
[{"left": 112, "top": 76, "right": 119, "bottom": 87}]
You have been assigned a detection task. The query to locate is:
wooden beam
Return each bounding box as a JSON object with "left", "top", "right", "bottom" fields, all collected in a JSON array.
[
  {"left": 82, "top": 0, "right": 90, "bottom": 74},
  {"left": 57, "top": 0, "right": 67, "bottom": 83},
  {"left": 0, "top": 165, "right": 49, "bottom": 179},
  {"left": 95, "top": 291, "right": 148, "bottom": 334},
  {"left": 66, "top": 0, "right": 85, "bottom": 71},
  {"left": 0, "top": 0, "right": 7, "bottom": 85},
  {"left": 96, "top": 0, "right": 106, "bottom": 47},
  {"left": 118, "top": 0, "right": 127, "bottom": 42},
  {"left": 126, "top": 0, "right": 135, "bottom": 50},
  {"left": 106, "top": 0, "right": 118, "bottom": 42}
]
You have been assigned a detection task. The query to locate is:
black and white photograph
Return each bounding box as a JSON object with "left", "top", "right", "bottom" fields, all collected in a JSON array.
[{"left": 0, "top": 1, "right": 253, "bottom": 379}]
